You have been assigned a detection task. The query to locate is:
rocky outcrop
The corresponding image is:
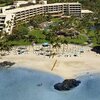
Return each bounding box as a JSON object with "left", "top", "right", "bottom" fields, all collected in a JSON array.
[
  {"left": 54, "top": 79, "right": 81, "bottom": 91},
  {"left": 0, "top": 61, "right": 15, "bottom": 68},
  {"left": 91, "top": 46, "right": 100, "bottom": 54}
]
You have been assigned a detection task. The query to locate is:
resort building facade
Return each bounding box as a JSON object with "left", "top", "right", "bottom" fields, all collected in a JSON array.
[{"left": 0, "top": 0, "right": 91, "bottom": 34}]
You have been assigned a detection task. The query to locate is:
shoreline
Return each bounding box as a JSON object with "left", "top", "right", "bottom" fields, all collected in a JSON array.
[{"left": 0, "top": 44, "right": 100, "bottom": 79}]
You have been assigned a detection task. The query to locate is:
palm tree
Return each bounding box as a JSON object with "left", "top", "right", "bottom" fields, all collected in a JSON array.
[
  {"left": 0, "top": 34, "right": 13, "bottom": 55},
  {"left": 59, "top": 37, "right": 65, "bottom": 54},
  {"left": 51, "top": 43, "right": 60, "bottom": 58},
  {"left": 0, "top": 42, "right": 8, "bottom": 55},
  {"left": 29, "top": 18, "right": 38, "bottom": 28},
  {"left": 64, "top": 40, "right": 69, "bottom": 52},
  {"left": 52, "top": 42, "right": 61, "bottom": 54}
]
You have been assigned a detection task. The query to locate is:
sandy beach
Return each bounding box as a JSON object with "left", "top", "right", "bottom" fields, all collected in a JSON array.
[{"left": 0, "top": 44, "right": 100, "bottom": 79}]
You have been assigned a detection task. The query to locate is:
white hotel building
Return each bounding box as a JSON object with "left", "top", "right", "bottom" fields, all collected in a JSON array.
[{"left": 0, "top": 0, "right": 92, "bottom": 34}]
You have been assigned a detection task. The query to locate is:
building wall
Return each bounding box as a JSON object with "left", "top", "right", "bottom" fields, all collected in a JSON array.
[
  {"left": 4, "top": 14, "right": 15, "bottom": 34},
  {"left": 68, "top": 4, "right": 81, "bottom": 17},
  {"left": 0, "top": 2, "right": 82, "bottom": 34},
  {"left": 0, "top": 15, "right": 6, "bottom": 32}
]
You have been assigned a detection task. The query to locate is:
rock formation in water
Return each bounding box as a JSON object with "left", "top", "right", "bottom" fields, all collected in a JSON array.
[{"left": 54, "top": 79, "right": 81, "bottom": 91}]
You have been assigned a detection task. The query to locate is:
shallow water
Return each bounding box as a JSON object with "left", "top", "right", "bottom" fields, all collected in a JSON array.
[{"left": 0, "top": 68, "right": 100, "bottom": 100}]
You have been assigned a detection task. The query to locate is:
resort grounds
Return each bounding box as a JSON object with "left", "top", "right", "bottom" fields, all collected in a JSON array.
[{"left": 0, "top": 44, "right": 100, "bottom": 79}]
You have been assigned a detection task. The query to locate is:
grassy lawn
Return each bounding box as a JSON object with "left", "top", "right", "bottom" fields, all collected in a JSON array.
[
  {"left": 0, "top": 3, "right": 6, "bottom": 7},
  {"left": 29, "top": 29, "right": 47, "bottom": 43},
  {"left": 5, "top": 26, "right": 90, "bottom": 46},
  {"left": 5, "top": 29, "right": 48, "bottom": 46},
  {"left": 51, "top": 18, "right": 60, "bottom": 22},
  {"left": 7, "top": 40, "right": 31, "bottom": 46},
  {"left": 29, "top": 29, "right": 44, "bottom": 38}
]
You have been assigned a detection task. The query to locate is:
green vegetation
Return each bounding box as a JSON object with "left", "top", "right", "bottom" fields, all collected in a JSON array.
[
  {"left": 0, "top": 0, "right": 100, "bottom": 49},
  {"left": 65, "top": 35, "right": 88, "bottom": 45},
  {"left": 0, "top": 0, "right": 13, "bottom": 6},
  {"left": 0, "top": 3, "right": 6, "bottom": 7},
  {"left": 0, "top": 14, "right": 99, "bottom": 47},
  {"left": 29, "top": 29, "right": 47, "bottom": 43}
]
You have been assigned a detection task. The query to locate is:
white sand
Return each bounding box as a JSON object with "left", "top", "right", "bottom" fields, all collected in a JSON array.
[{"left": 0, "top": 45, "right": 100, "bottom": 79}]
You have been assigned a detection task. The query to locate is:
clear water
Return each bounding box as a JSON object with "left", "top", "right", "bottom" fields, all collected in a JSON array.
[{"left": 0, "top": 68, "right": 100, "bottom": 100}]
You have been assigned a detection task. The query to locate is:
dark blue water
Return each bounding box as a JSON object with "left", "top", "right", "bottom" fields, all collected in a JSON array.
[{"left": 0, "top": 68, "right": 100, "bottom": 100}]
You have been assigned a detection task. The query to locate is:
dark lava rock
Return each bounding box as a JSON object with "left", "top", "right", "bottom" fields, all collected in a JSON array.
[
  {"left": 0, "top": 61, "right": 15, "bottom": 68},
  {"left": 54, "top": 79, "right": 81, "bottom": 91},
  {"left": 91, "top": 46, "right": 100, "bottom": 54}
]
